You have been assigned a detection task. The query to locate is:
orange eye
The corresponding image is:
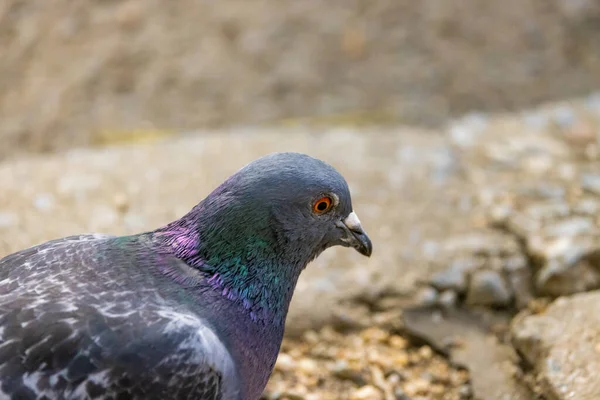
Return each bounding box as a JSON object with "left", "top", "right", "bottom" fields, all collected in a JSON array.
[{"left": 313, "top": 196, "right": 333, "bottom": 214}]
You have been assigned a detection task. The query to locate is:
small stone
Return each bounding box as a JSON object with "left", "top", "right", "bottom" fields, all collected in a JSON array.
[
  {"left": 585, "top": 144, "right": 600, "bottom": 160},
  {"left": 361, "top": 327, "right": 389, "bottom": 343},
  {"left": 302, "top": 331, "right": 319, "bottom": 344},
  {"left": 430, "top": 267, "right": 467, "bottom": 292},
  {"left": 388, "top": 335, "right": 408, "bottom": 349},
  {"left": 582, "top": 173, "right": 600, "bottom": 195},
  {"left": 297, "top": 358, "right": 318, "bottom": 374},
  {"left": 522, "top": 110, "right": 549, "bottom": 129},
  {"left": 528, "top": 297, "right": 551, "bottom": 314},
  {"left": 545, "top": 217, "right": 596, "bottom": 238},
  {"left": 403, "top": 378, "right": 430, "bottom": 397},
  {"left": 371, "top": 309, "right": 403, "bottom": 330},
  {"left": 508, "top": 267, "right": 535, "bottom": 309},
  {"left": 33, "top": 193, "right": 55, "bottom": 211},
  {"left": 274, "top": 353, "right": 296, "bottom": 372},
  {"left": 415, "top": 287, "right": 438, "bottom": 306},
  {"left": 489, "top": 204, "right": 513, "bottom": 223},
  {"left": 586, "top": 92, "right": 600, "bottom": 112},
  {"left": 350, "top": 385, "right": 383, "bottom": 400},
  {"left": 574, "top": 198, "right": 600, "bottom": 215},
  {"left": 332, "top": 361, "right": 368, "bottom": 386},
  {"left": 438, "top": 290, "right": 457, "bottom": 308},
  {"left": 376, "top": 296, "right": 405, "bottom": 310},
  {"left": 458, "top": 384, "right": 472, "bottom": 399},
  {"left": 503, "top": 255, "right": 528, "bottom": 272},
  {"left": 279, "top": 391, "right": 306, "bottom": 400},
  {"left": 113, "top": 193, "right": 130, "bottom": 213},
  {"left": 370, "top": 366, "right": 391, "bottom": 395},
  {"left": 465, "top": 270, "right": 513, "bottom": 307},
  {"left": 552, "top": 104, "right": 576, "bottom": 128},
  {"left": 394, "top": 387, "right": 410, "bottom": 400},
  {"left": 393, "top": 353, "right": 410, "bottom": 368},
  {"left": 0, "top": 212, "right": 18, "bottom": 229},
  {"left": 535, "top": 255, "right": 600, "bottom": 296},
  {"left": 418, "top": 346, "right": 433, "bottom": 360},
  {"left": 523, "top": 202, "right": 570, "bottom": 221},
  {"left": 519, "top": 184, "right": 566, "bottom": 200}
]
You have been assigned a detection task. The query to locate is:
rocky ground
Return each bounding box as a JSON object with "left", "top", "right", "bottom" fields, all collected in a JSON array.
[
  {"left": 264, "top": 324, "right": 470, "bottom": 400},
  {"left": 3, "top": 94, "right": 600, "bottom": 398}
]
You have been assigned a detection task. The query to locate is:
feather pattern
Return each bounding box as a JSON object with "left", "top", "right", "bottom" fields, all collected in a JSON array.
[{"left": 0, "top": 235, "right": 239, "bottom": 400}]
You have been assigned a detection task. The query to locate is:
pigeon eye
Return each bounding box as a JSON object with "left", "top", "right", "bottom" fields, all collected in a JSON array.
[{"left": 313, "top": 196, "right": 333, "bottom": 214}]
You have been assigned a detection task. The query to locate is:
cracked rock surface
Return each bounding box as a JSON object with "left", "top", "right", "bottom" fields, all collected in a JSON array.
[
  {"left": 418, "top": 95, "right": 600, "bottom": 314},
  {"left": 511, "top": 292, "right": 600, "bottom": 400}
]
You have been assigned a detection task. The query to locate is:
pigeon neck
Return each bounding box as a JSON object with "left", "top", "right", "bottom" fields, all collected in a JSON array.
[{"left": 157, "top": 203, "right": 306, "bottom": 326}]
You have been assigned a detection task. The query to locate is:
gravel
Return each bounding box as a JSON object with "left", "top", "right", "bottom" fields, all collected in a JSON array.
[{"left": 263, "top": 321, "right": 470, "bottom": 400}]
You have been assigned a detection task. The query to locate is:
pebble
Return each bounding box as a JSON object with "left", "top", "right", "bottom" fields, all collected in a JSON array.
[
  {"left": 465, "top": 270, "right": 513, "bottom": 307},
  {"left": 552, "top": 104, "right": 577, "bottom": 128},
  {"left": 113, "top": 193, "right": 130, "bottom": 213},
  {"left": 502, "top": 255, "right": 528, "bottom": 272},
  {"left": 522, "top": 110, "right": 549, "bottom": 129},
  {"left": 458, "top": 384, "right": 473, "bottom": 399},
  {"left": 582, "top": 173, "right": 600, "bottom": 195},
  {"left": 333, "top": 362, "right": 368, "bottom": 386},
  {"left": 297, "top": 358, "right": 318, "bottom": 374},
  {"left": 523, "top": 202, "right": 570, "bottom": 220},
  {"left": 438, "top": 290, "right": 458, "bottom": 308},
  {"left": 585, "top": 92, "right": 600, "bottom": 112},
  {"left": 275, "top": 353, "right": 296, "bottom": 372},
  {"left": 430, "top": 267, "right": 467, "bottom": 292},
  {"left": 403, "top": 378, "right": 431, "bottom": 397},
  {"left": 361, "top": 327, "right": 390, "bottom": 343},
  {"left": 536, "top": 257, "right": 600, "bottom": 296},
  {"left": 545, "top": 217, "right": 596, "bottom": 237},
  {"left": 394, "top": 387, "right": 410, "bottom": 400},
  {"left": 415, "top": 286, "right": 439, "bottom": 306},
  {"left": 418, "top": 346, "right": 433, "bottom": 360},
  {"left": 447, "top": 113, "right": 488, "bottom": 147},
  {"left": 575, "top": 198, "right": 600, "bottom": 215},
  {"left": 508, "top": 268, "right": 535, "bottom": 309},
  {"left": 350, "top": 385, "right": 383, "bottom": 400},
  {"left": 33, "top": 193, "right": 55, "bottom": 211},
  {"left": 302, "top": 331, "right": 319, "bottom": 344},
  {"left": 519, "top": 184, "right": 567, "bottom": 200},
  {"left": 389, "top": 335, "right": 408, "bottom": 350},
  {"left": 278, "top": 392, "right": 306, "bottom": 400},
  {"left": 0, "top": 212, "right": 18, "bottom": 229}
]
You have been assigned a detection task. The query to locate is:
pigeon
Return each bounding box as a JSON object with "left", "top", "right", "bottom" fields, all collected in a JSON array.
[{"left": 0, "top": 152, "right": 372, "bottom": 400}]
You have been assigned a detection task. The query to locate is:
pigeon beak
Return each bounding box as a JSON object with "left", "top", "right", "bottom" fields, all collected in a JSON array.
[{"left": 337, "top": 211, "right": 373, "bottom": 257}]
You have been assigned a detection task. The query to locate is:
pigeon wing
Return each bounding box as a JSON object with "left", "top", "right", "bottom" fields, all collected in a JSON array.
[
  {"left": 0, "top": 301, "right": 233, "bottom": 399},
  {"left": 0, "top": 235, "right": 240, "bottom": 400}
]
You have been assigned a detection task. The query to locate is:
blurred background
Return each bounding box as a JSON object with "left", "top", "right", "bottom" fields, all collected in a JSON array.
[
  {"left": 3, "top": 1, "right": 600, "bottom": 399},
  {"left": 2, "top": 0, "right": 600, "bottom": 158}
]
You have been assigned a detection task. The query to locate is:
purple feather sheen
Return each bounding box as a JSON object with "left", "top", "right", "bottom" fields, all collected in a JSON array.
[
  {"left": 157, "top": 223, "right": 281, "bottom": 324},
  {"left": 161, "top": 225, "right": 201, "bottom": 258}
]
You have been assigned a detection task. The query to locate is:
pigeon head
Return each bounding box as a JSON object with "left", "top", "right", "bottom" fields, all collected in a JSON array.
[
  {"left": 217, "top": 152, "right": 372, "bottom": 259},
  {"left": 159, "top": 152, "right": 372, "bottom": 323}
]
